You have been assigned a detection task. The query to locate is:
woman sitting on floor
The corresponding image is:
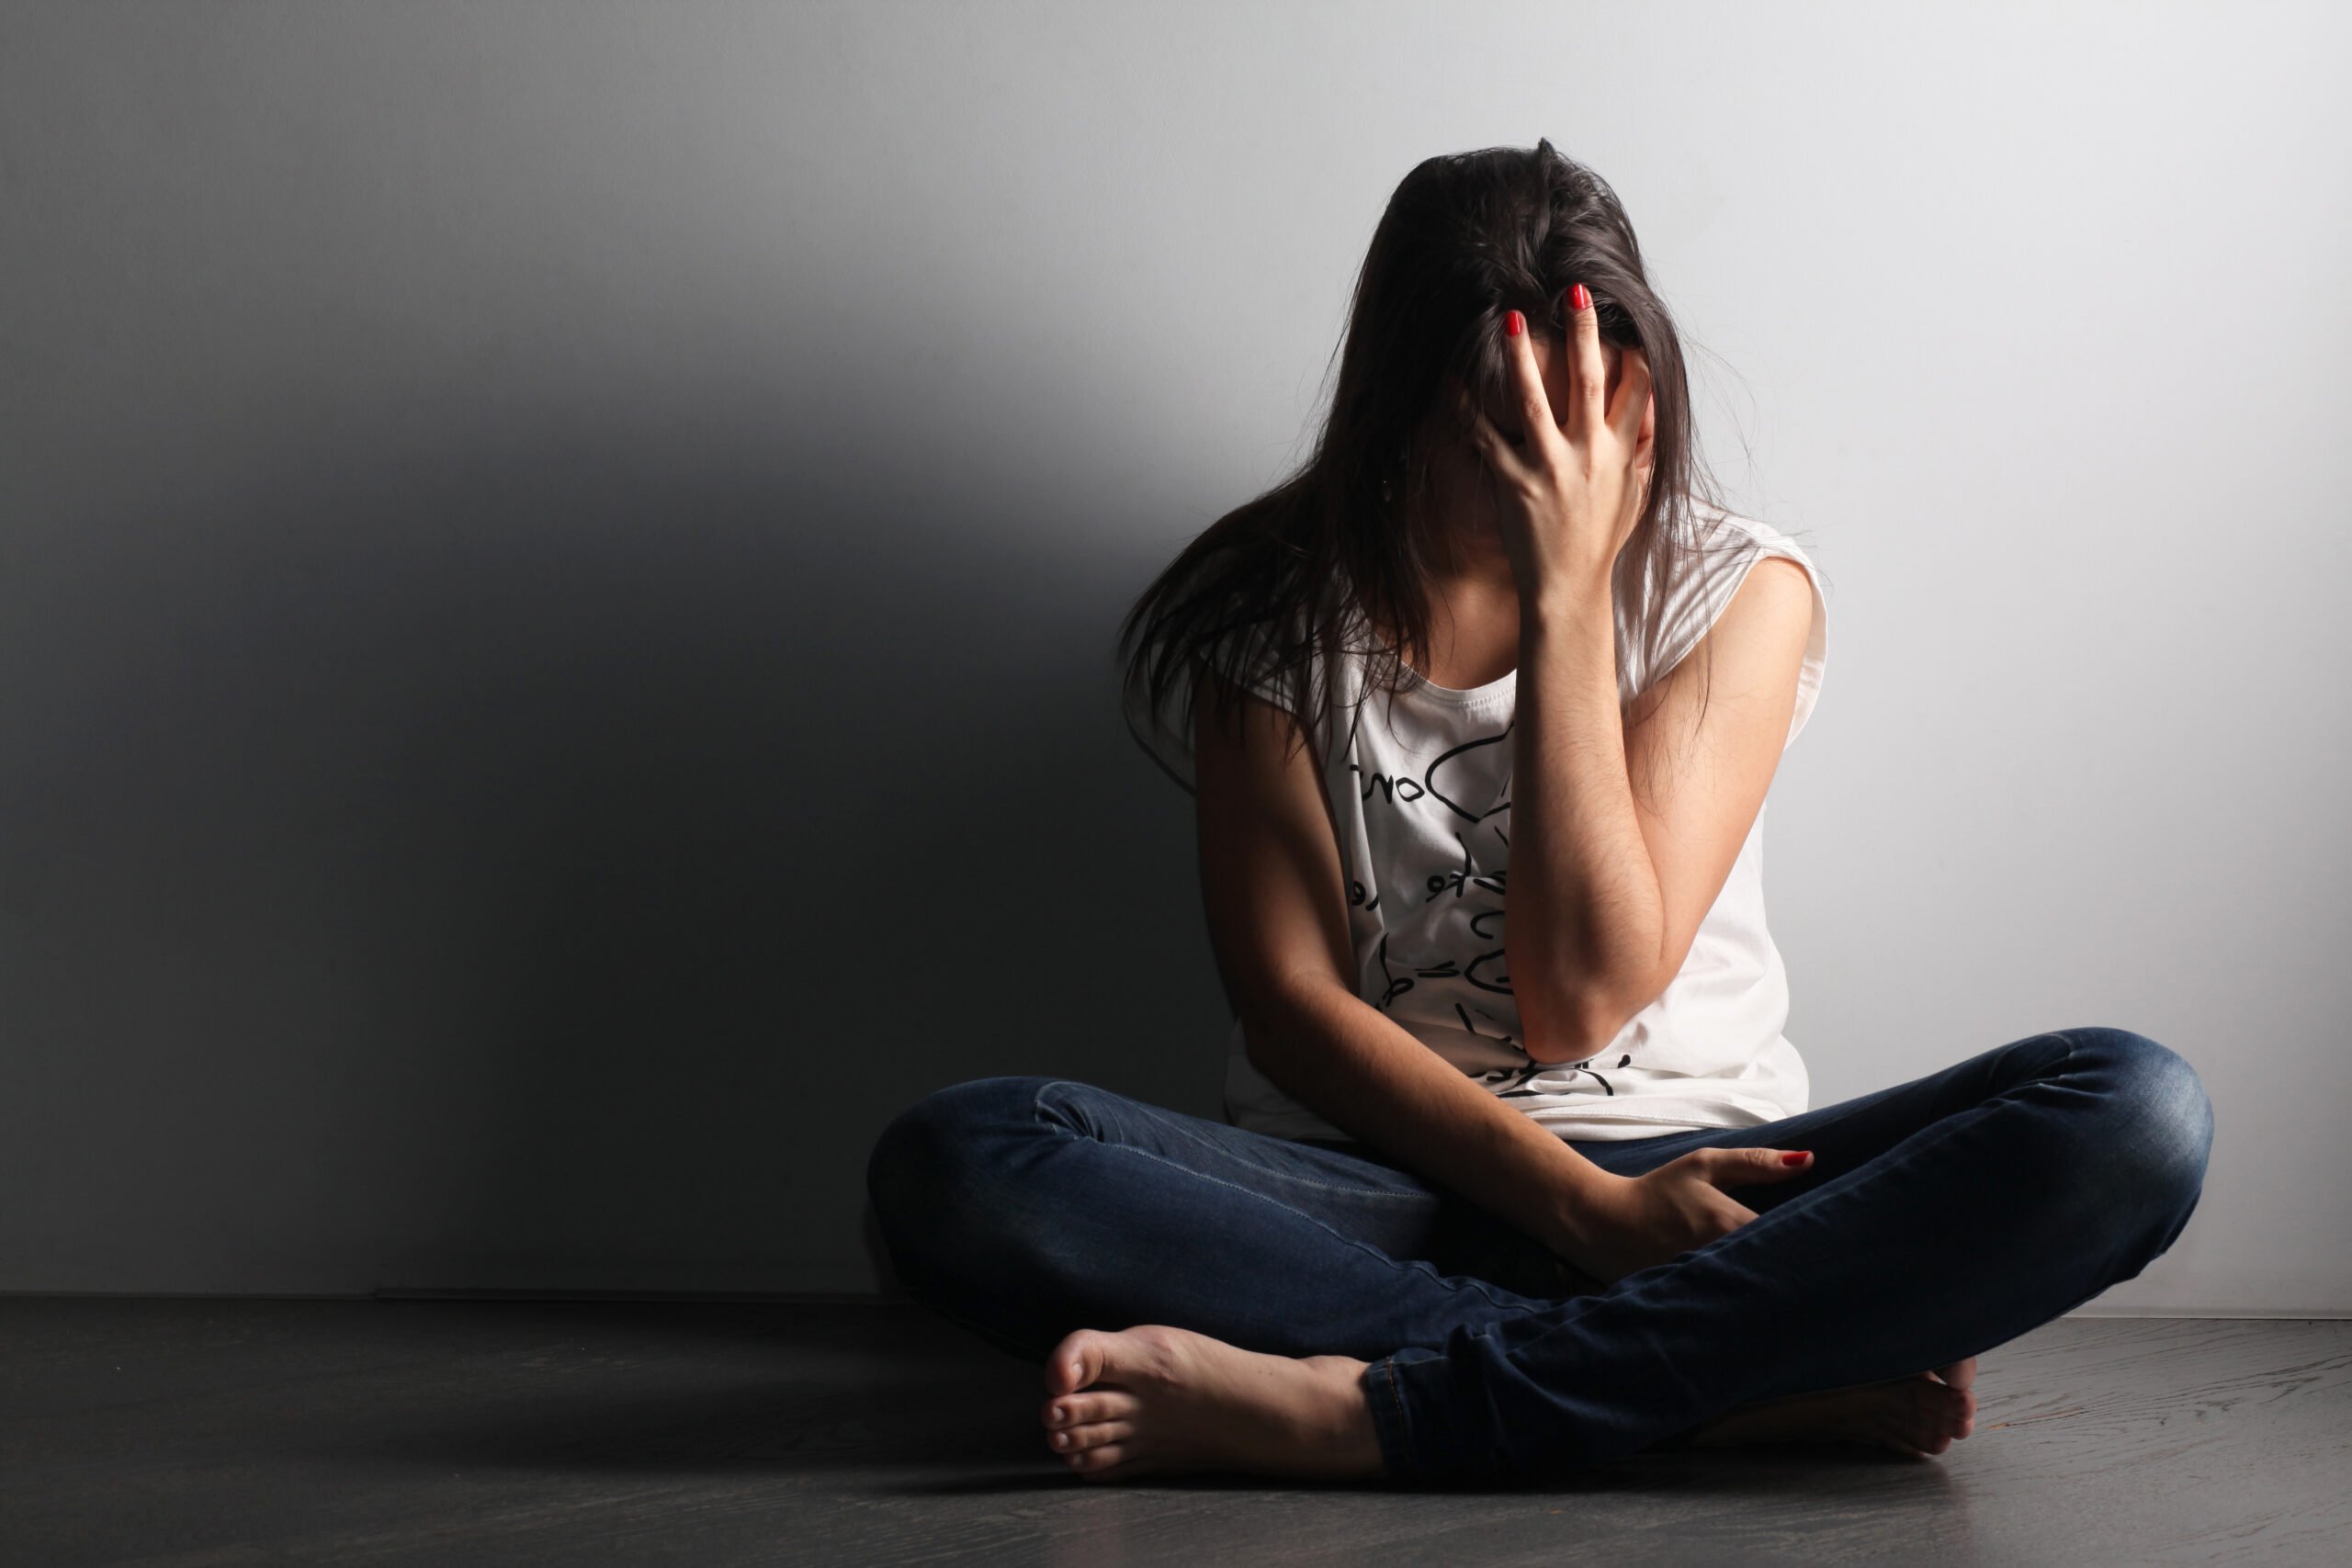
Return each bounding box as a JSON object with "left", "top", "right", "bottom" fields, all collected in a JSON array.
[{"left": 865, "top": 141, "right": 2212, "bottom": 1483}]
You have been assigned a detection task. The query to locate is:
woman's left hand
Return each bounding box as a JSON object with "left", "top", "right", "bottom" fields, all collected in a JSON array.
[{"left": 1460, "top": 287, "right": 1656, "bottom": 601}]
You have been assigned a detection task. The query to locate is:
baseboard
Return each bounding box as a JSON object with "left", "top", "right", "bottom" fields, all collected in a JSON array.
[
  {"left": 2065, "top": 1304, "right": 2352, "bottom": 1320},
  {"left": 0, "top": 1289, "right": 377, "bottom": 1302},
  {"left": 371, "top": 1287, "right": 910, "bottom": 1304},
  {"left": 0, "top": 1288, "right": 912, "bottom": 1304}
]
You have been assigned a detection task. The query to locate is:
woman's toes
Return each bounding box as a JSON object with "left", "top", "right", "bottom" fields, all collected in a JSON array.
[
  {"left": 1914, "top": 1384, "right": 1972, "bottom": 1450},
  {"left": 1920, "top": 1380, "right": 1974, "bottom": 1441},
  {"left": 1046, "top": 1329, "right": 1115, "bottom": 1398},
  {"left": 1934, "top": 1356, "right": 1978, "bottom": 1393},
  {"left": 1065, "top": 1440, "right": 1134, "bottom": 1474},
  {"left": 1052, "top": 1419, "right": 1134, "bottom": 1454},
  {"left": 1042, "top": 1389, "right": 1137, "bottom": 1432}
]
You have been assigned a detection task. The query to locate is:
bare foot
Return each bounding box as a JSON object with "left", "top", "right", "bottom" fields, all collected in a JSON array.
[
  {"left": 1039, "top": 1325, "right": 1385, "bottom": 1481},
  {"left": 1689, "top": 1365, "right": 1978, "bottom": 1459}
]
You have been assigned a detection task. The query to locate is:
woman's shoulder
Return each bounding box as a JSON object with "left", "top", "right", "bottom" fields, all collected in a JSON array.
[
  {"left": 1637, "top": 500, "right": 1829, "bottom": 743},
  {"left": 1121, "top": 608, "right": 1371, "bottom": 793},
  {"left": 1649, "top": 501, "right": 1819, "bottom": 618},
  {"left": 1684, "top": 501, "right": 1815, "bottom": 574}
]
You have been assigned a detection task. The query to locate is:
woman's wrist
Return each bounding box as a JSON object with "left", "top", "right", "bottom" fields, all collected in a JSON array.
[
  {"left": 1516, "top": 564, "right": 1614, "bottom": 635},
  {"left": 1542, "top": 1162, "right": 1633, "bottom": 1260}
]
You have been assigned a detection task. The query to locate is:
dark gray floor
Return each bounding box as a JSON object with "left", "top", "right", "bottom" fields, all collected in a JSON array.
[{"left": 3, "top": 1299, "right": 2346, "bottom": 1567}]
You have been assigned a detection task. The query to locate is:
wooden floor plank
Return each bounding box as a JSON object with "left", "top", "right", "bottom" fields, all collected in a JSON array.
[{"left": 2, "top": 1301, "right": 2344, "bottom": 1567}]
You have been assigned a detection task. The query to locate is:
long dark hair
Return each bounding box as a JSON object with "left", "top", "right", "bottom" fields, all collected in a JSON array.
[{"left": 1120, "top": 141, "right": 1710, "bottom": 757}]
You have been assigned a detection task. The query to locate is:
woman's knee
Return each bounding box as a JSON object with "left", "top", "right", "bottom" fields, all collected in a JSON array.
[
  {"left": 865, "top": 1077, "right": 1049, "bottom": 1225},
  {"left": 2064, "top": 1028, "right": 2214, "bottom": 1209},
  {"left": 865, "top": 1075, "right": 1119, "bottom": 1319}
]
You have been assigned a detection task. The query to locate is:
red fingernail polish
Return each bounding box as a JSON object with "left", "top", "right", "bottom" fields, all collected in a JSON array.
[
  {"left": 1505, "top": 309, "right": 1524, "bottom": 337},
  {"left": 1570, "top": 283, "right": 1592, "bottom": 312},
  {"left": 1781, "top": 1151, "right": 1811, "bottom": 1166}
]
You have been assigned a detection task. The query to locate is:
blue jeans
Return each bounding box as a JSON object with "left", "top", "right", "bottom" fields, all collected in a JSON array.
[{"left": 866, "top": 1029, "right": 2211, "bottom": 1481}]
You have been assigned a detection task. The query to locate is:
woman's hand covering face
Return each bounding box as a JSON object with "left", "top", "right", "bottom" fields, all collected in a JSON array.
[{"left": 1458, "top": 289, "right": 1657, "bottom": 600}]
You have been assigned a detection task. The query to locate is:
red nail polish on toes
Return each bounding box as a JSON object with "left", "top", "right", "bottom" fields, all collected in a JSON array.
[{"left": 1570, "top": 283, "right": 1592, "bottom": 311}]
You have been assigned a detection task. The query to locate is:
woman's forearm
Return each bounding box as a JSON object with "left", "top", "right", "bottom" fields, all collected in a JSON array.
[
  {"left": 1506, "top": 575, "right": 1669, "bottom": 1061},
  {"left": 1458, "top": 292, "right": 1673, "bottom": 1061},
  {"left": 1241, "top": 976, "right": 1623, "bottom": 1259}
]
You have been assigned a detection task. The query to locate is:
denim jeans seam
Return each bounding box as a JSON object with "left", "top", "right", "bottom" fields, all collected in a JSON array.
[
  {"left": 1035, "top": 1089, "right": 1444, "bottom": 1206},
  {"left": 1140, "top": 1122, "right": 1438, "bottom": 1202},
  {"left": 1027, "top": 1082, "right": 1401, "bottom": 1211},
  {"left": 1097, "top": 1138, "right": 1549, "bottom": 1314}
]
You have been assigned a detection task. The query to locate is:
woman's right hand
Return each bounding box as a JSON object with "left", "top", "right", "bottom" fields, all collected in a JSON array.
[{"left": 1559, "top": 1147, "right": 1815, "bottom": 1283}]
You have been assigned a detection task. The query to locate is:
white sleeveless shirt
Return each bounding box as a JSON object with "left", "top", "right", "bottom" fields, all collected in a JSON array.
[{"left": 1127, "top": 505, "right": 1827, "bottom": 1143}]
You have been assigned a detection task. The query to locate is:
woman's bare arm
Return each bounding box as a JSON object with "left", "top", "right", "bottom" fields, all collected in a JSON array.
[
  {"left": 1510, "top": 556, "right": 1812, "bottom": 1059},
  {"left": 1464, "top": 293, "right": 1814, "bottom": 1062}
]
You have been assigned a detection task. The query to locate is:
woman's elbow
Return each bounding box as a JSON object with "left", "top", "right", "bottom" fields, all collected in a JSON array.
[
  {"left": 1234, "top": 973, "right": 1346, "bottom": 1075},
  {"left": 1519, "top": 975, "right": 1665, "bottom": 1064}
]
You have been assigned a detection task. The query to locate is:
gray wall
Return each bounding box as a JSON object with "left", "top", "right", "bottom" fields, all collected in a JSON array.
[{"left": 4, "top": 1, "right": 2346, "bottom": 1311}]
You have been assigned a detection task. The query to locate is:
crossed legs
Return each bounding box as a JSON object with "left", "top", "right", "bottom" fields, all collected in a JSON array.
[{"left": 866, "top": 1029, "right": 2210, "bottom": 1481}]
